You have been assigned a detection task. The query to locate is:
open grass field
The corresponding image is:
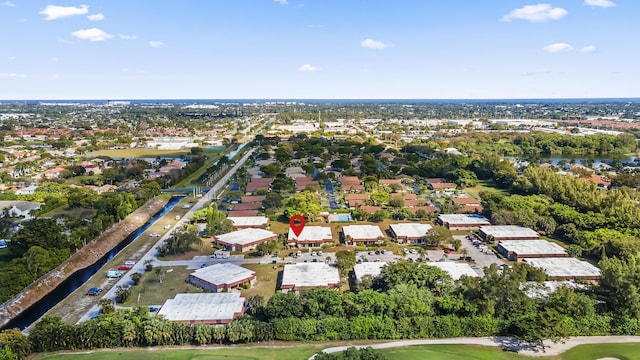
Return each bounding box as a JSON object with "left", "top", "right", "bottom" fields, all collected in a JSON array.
[
  {"left": 377, "top": 344, "right": 533, "bottom": 359},
  {"left": 465, "top": 180, "right": 507, "bottom": 200},
  {"left": 31, "top": 342, "right": 640, "bottom": 360},
  {"left": 123, "top": 266, "right": 203, "bottom": 307},
  {"left": 241, "top": 263, "right": 280, "bottom": 300},
  {"left": 40, "top": 206, "right": 97, "bottom": 220},
  {"left": 34, "top": 346, "right": 321, "bottom": 360},
  {"left": 559, "top": 342, "right": 640, "bottom": 360},
  {"left": 86, "top": 148, "right": 191, "bottom": 159}
]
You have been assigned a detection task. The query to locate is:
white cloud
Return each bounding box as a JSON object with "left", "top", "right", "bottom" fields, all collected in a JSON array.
[
  {"left": 297, "top": 63, "right": 319, "bottom": 72},
  {"left": 585, "top": 0, "right": 615, "bottom": 7},
  {"left": 71, "top": 28, "right": 113, "bottom": 41},
  {"left": 360, "top": 38, "right": 392, "bottom": 49},
  {"left": 2, "top": 1, "right": 15, "bottom": 7},
  {"left": 40, "top": 4, "right": 89, "bottom": 20},
  {"left": 0, "top": 73, "right": 27, "bottom": 78},
  {"left": 148, "top": 41, "right": 163, "bottom": 47},
  {"left": 501, "top": 4, "right": 568, "bottom": 22},
  {"left": 119, "top": 34, "right": 137, "bottom": 40},
  {"left": 274, "top": 0, "right": 287, "bottom": 4},
  {"left": 543, "top": 42, "right": 573, "bottom": 52},
  {"left": 581, "top": 45, "right": 597, "bottom": 53},
  {"left": 87, "top": 13, "right": 104, "bottom": 21}
]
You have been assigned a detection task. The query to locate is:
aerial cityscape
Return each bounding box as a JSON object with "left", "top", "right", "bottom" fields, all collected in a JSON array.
[{"left": 1, "top": 1, "right": 640, "bottom": 360}]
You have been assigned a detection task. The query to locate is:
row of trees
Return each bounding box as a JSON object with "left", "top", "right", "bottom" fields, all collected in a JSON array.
[{"left": 2, "top": 260, "right": 639, "bottom": 358}]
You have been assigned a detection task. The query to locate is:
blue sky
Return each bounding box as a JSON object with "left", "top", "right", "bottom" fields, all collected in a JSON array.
[{"left": 0, "top": 0, "right": 637, "bottom": 99}]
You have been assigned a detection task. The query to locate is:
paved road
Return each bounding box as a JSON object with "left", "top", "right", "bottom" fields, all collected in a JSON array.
[
  {"left": 77, "top": 147, "right": 257, "bottom": 323},
  {"left": 309, "top": 336, "right": 640, "bottom": 359}
]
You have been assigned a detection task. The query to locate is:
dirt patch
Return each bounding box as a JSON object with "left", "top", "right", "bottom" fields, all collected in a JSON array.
[{"left": 0, "top": 198, "right": 168, "bottom": 328}]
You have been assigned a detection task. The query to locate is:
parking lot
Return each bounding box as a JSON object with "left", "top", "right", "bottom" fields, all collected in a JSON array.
[{"left": 454, "top": 235, "right": 506, "bottom": 276}]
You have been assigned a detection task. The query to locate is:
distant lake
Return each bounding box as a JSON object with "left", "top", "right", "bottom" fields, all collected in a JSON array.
[{"left": 508, "top": 154, "right": 638, "bottom": 166}]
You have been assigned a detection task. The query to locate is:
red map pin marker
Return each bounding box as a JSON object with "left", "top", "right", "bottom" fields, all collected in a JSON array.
[{"left": 289, "top": 214, "right": 306, "bottom": 237}]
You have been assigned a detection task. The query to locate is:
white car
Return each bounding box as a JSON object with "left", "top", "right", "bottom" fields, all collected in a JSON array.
[
  {"left": 164, "top": 224, "right": 171, "bottom": 229},
  {"left": 124, "top": 260, "right": 136, "bottom": 266},
  {"left": 149, "top": 233, "right": 160, "bottom": 237},
  {"left": 175, "top": 215, "right": 180, "bottom": 220}
]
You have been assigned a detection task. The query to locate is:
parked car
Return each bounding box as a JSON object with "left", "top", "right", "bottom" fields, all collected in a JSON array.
[
  {"left": 106, "top": 270, "right": 123, "bottom": 278},
  {"left": 444, "top": 248, "right": 451, "bottom": 254},
  {"left": 124, "top": 260, "right": 136, "bottom": 266},
  {"left": 118, "top": 264, "right": 132, "bottom": 271},
  {"left": 86, "top": 287, "right": 103, "bottom": 296},
  {"left": 317, "top": 251, "right": 323, "bottom": 256},
  {"left": 149, "top": 233, "right": 160, "bottom": 237},
  {"left": 164, "top": 224, "right": 171, "bottom": 229},
  {"left": 175, "top": 215, "right": 181, "bottom": 220}
]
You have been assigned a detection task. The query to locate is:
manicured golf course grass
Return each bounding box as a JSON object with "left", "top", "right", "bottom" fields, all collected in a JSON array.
[
  {"left": 35, "top": 346, "right": 321, "bottom": 360},
  {"left": 559, "top": 342, "right": 640, "bottom": 360},
  {"left": 33, "top": 342, "right": 640, "bottom": 360},
  {"left": 377, "top": 344, "right": 532, "bottom": 359}
]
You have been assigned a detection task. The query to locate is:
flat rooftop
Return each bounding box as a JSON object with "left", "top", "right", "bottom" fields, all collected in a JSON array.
[
  {"left": 342, "top": 224, "right": 384, "bottom": 240},
  {"left": 353, "top": 262, "right": 387, "bottom": 282},
  {"left": 522, "top": 281, "right": 586, "bottom": 299},
  {"left": 228, "top": 216, "right": 269, "bottom": 227},
  {"left": 425, "top": 262, "right": 479, "bottom": 280},
  {"left": 215, "top": 228, "right": 276, "bottom": 246},
  {"left": 281, "top": 262, "right": 340, "bottom": 288},
  {"left": 524, "top": 258, "right": 601, "bottom": 278},
  {"left": 499, "top": 240, "right": 568, "bottom": 256},
  {"left": 190, "top": 263, "right": 255, "bottom": 286},
  {"left": 158, "top": 293, "right": 244, "bottom": 322},
  {"left": 389, "top": 223, "right": 432, "bottom": 238},
  {"left": 288, "top": 226, "right": 333, "bottom": 241},
  {"left": 480, "top": 225, "right": 539, "bottom": 239},
  {"left": 437, "top": 214, "right": 491, "bottom": 225}
]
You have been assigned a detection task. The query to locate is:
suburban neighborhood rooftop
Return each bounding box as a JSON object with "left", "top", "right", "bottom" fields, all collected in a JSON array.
[
  {"left": 287, "top": 226, "right": 333, "bottom": 241},
  {"left": 157, "top": 293, "right": 245, "bottom": 323},
  {"left": 524, "top": 258, "right": 601, "bottom": 278},
  {"left": 281, "top": 262, "right": 340, "bottom": 288},
  {"left": 214, "top": 228, "right": 277, "bottom": 246},
  {"left": 189, "top": 263, "right": 255, "bottom": 287},
  {"left": 498, "top": 240, "right": 568, "bottom": 256}
]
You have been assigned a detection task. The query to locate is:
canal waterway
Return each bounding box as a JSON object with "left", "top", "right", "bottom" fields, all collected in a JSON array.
[{"left": 3, "top": 195, "right": 183, "bottom": 330}]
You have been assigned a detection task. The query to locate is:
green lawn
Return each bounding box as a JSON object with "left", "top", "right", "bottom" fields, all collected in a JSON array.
[
  {"left": 241, "top": 264, "right": 280, "bottom": 301},
  {"left": 86, "top": 149, "right": 190, "bottom": 159},
  {"left": 123, "top": 266, "right": 203, "bottom": 307},
  {"left": 560, "top": 342, "right": 640, "bottom": 360},
  {"left": 34, "top": 346, "right": 320, "bottom": 360},
  {"left": 465, "top": 180, "right": 507, "bottom": 199},
  {"left": 378, "top": 344, "right": 533, "bottom": 360},
  {"left": 30, "top": 342, "right": 640, "bottom": 360},
  {"left": 40, "top": 206, "right": 97, "bottom": 220}
]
